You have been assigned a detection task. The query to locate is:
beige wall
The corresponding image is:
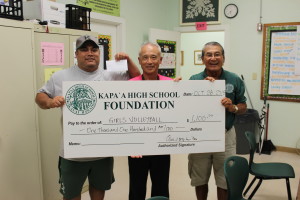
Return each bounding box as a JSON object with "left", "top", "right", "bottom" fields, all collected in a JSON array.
[
  {"left": 3, "top": 1, "right": 300, "bottom": 199},
  {"left": 221, "top": 0, "right": 300, "bottom": 148},
  {"left": 120, "top": 0, "right": 300, "bottom": 148}
]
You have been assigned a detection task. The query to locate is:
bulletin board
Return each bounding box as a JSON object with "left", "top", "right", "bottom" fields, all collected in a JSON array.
[
  {"left": 98, "top": 35, "right": 111, "bottom": 70},
  {"left": 157, "top": 39, "right": 176, "bottom": 78},
  {"left": 261, "top": 22, "right": 300, "bottom": 102}
]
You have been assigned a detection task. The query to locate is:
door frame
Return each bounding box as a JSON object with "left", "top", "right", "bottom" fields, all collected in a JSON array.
[
  {"left": 91, "top": 12, "right": 126, "bottom": 52},
  {"left": 149, "top": 28, "right": 181, "bottom": 77},
  {"left": 175, "top": 25, "right": 230, "bottom": 68}
]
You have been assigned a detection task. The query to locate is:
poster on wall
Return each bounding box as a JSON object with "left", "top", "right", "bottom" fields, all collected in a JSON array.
[
  {"left": 261, "top": 22, "right": 300, "bottom": 102},
  {"left": 268, "top": 31, "right": 300, "bottom": 95},
  {"left": 180, "top": 0, "right": 220, "bottom": 25},
  {"left": 157, "top": 40, "right": 176, "bottom": 78},
  {"left": 98, "top": 35, "right": 111, "bottom": 70},
  {"left": 77, "top": 0, "right": 120, "bottom": 17},
  {"left": 44, "top": 68, "right": 62, "bottom": 83},
  {"left": 41, "top": 42, "right": 64, "bottom": 66}
]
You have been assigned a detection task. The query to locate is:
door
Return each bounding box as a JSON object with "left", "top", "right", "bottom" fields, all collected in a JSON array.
[
  {"left": 90, "top": 12, "right": 126, "bottom": 70},
  {"left": 35, "top": 27, "right": 98, "bottom": 200},
  {"left": 34, "top": 32, "right": 70, "bottom": 200},
  {"left": 180, "top": 31, "right": 225, "bottom": 80},
  {"left": 149, "top": 28, "right": 181, "bottom": 78},
  {"left": 91, "top": 22, "right": 117, "bottom": 70},
  {"left": 150, "top": 26, "right": 228, "bottom": 80}
]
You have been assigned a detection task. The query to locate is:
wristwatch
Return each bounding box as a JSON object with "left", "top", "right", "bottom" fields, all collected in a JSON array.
[{"left": 233, "top": 105, "right": 238, "bottom": 113}]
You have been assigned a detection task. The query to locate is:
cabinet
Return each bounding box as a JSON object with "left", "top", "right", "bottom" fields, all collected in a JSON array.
[
  {"left": 0, "top": 18, "right": 43, "bottom": 200},
  {"left": 0, "top": 18, "right": 97, "bottom": 200}
]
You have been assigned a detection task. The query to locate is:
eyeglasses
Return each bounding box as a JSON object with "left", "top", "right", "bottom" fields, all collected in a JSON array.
[
  {"left": 140, "top": 55, "right": 159, "bottom": 62},
  {"left": 204, "top": 52, "right": 223, "bottom": 58}
]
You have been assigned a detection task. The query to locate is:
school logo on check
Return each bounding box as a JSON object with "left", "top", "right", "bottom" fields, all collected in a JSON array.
[{"left": 65, "top": 84, "right": 97, "bottom": 115}]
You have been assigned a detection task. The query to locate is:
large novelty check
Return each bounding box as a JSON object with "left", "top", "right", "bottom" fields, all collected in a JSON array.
[{"left": 63, "top": 80, "right": 225, "bottom": 158}]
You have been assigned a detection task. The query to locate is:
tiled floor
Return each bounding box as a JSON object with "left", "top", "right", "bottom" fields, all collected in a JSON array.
[{"left": 82, "top": 151, "right": 300, "bottom": 200}]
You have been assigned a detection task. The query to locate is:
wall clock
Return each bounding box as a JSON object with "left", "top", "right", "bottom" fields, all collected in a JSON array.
[{"left": 224, "top": 4, "right": 238, "bottom": 19}]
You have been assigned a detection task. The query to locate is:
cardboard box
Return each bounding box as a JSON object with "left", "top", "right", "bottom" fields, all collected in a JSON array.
[{"left": 23, "top": 0, "right": 65, "bottom": 28}]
